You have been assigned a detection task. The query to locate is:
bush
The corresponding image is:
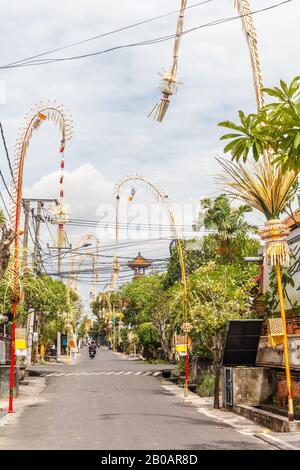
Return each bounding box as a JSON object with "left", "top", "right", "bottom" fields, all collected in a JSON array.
[
  {"left": 196, "top": 372, "right": 215, "bottom": 397},
  {"left": 138, "top": 322, "right": 160, "bottom": 348},
  {"left": 177, "top": 356, "right": 192, "bottom": 376},
  {"left": 138, "top": 322, "right": 160, "bottom": 359}
]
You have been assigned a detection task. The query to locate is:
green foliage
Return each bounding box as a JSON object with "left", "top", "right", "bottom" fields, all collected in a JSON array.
[
  {"left": 196, "top": 372, "right": 215, "bottom": 397},
  {"left": 219, "top": 77, "right": 300, "bottom": 172},
  {"left": 163, "top": 240, "right": 205, "bottom": 288},
  {"left": 115, "top": 194, "right": 261, "bottom": 365},
  {"left": 0, "top": 268, "right": 81, "bottom": 346},
  {"left": 198, "top": 194, "right": 256, "bottom": 237},
  {"left": 121, "top": 275, "right": 164, "bottom": 325},
  {"left": 189, "top": 262, "right": 257, "bottom": 372},
  {"left": 264, "top": 266, "right": 298, "bottom": 316},
  {"left": 138, "top": 322, "right": 160, "bottom": 348}
]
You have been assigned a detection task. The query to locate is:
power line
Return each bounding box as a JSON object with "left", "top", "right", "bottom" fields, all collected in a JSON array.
[
  {"left": 0, "top": 169, "right": 14, "bottom": 203},
  {"left": 0, "top": 123, "right": 15, "bottom": 185},
  {"left": 0, "top": 1, "right": 292, "bottom": 70},
  {"left": 3, "top": 1, "right": 214, "bottom": 68},
  {"left": 0, "top": 191, "right": 10, "bottom": 218}
]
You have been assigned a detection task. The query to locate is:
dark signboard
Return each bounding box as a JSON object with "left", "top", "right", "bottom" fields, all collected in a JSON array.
[{"left": 222, "top": 320, "right": 263, "bottom": 366}]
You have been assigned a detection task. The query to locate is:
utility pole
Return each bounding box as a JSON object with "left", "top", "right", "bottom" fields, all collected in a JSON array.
[
  {"left": 23, "top": 198, "right": 57, "bottom": 364},
  {"left": 22, "top": 200, "right": 30, "bottom": 271},
  {"left": 21, "top": 200, "right": 34, "bottom": 367},
  {"left": 32, "top": 201, "right": 43, "bottom": 363},
  {"left": 33, "top": 201, "right": 43, "bottom": 275}
]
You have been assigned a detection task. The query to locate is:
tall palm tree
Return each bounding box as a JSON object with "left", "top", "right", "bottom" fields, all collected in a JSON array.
[{"left": 200, "top": 195, "right": 256, "bottom": 240}]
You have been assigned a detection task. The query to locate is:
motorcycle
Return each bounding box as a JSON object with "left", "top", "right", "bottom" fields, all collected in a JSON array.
[{"left": 89, "top": 349, "right": 96, "bottom": 359}]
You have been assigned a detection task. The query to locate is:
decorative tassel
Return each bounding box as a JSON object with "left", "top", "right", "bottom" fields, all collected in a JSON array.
[
  {"left": 258, "top": 220, "right": 290, "bottom": 267},
  {"left": 154, "top": 92, "right": 171, "bottom": 123},
  {"left": 149, "top": 0, "right": 187, "bottom": 122},
  {"left": 128, "top": 188, "right": 136, "bottom": 202}
]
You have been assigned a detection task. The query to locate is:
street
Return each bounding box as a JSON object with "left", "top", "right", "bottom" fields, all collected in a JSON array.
[{"left": 0, "top": 350, "right": 273, "bottom": 450}]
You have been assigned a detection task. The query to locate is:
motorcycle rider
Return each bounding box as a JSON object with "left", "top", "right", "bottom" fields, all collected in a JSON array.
[{"left": 88, "top": 340, "right": 97, "bottom": 357}]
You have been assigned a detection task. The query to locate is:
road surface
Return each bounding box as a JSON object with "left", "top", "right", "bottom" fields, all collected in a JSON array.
[{"left": 0, "top": 349, "right": 273, "bottom": 450}]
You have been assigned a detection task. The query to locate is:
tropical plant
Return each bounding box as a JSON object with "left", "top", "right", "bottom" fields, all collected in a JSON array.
[
  {"left": 198, "top": 195, "right": 256, "bottom": 238},
  {"left": 219, "top": 77, "right": 300, "bottom": 172},
  {"left": 138, "top": 322, "right": 161, "bottom": 359},
  {"left": 217, "top": 158, "right": 298, "bottom": 220},
  {"left": 120, "top": 275, "right": 164, "bottom": 325},
  {"left": 189, "top": 263, "right": 256, "bottom": 408},
  {"left": 219, "top": 2, "right": 299, "bottom": 219},
  {"left": 0, "top": 209, "right": 16, "bottom": 280}
]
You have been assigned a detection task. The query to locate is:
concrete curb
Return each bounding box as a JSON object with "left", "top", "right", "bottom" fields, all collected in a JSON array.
[
  {"left": 0, "top": 375, "right": 46, "bottom": 428},
  {"left": 254, "top": 433, "right": 299, "bottom": 451},
  {"left": 159, "top": 379, "right": 300, "bottom": 450},
  {"left": 158, "top": 380, "right": 282, "bottom": 449}
]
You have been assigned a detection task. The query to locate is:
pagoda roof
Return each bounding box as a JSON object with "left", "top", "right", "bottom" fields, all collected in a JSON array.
[{"left": 128, "top": 252, "right": 152, "bottom": 269}]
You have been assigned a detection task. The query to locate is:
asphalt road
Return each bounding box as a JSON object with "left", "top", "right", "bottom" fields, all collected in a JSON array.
[{"left": 0, "top": 349, "right": 273, "bottom": 450}]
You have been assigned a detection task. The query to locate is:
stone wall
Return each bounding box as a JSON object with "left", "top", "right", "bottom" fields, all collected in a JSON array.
[
  {"left": 275, "top": 371, "right": 300, "bottom": 406},
  {"left": 223, "top": 366, "right": 273, "bottom": 407},
  {"left": 0, "top": 365, "right": 19, "bottom": 398},
  {"left": 256, "top": 336, "right": 300, "bottom": 371}
]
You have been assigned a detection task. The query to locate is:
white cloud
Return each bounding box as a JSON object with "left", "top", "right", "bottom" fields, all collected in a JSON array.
[{"left": 1, "top": 0, "right": 299, "bottom": 299}]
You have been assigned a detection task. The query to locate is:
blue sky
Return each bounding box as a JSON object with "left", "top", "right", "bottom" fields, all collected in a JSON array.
[{"left": 0, "top": 0, "right": 299, "bottom": 303}]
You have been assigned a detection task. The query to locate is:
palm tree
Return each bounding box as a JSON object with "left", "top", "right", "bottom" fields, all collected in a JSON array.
[
  {"left": 200, "top": 195, "right": 256, "bottom": 239},
  {"left": 195, "top": 195, "right": 256, "bottom": 259}
]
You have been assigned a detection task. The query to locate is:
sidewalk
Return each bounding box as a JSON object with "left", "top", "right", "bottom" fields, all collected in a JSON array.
[
  {"left": 0, "top": 354, "right": 80, "bottom": 422},
  {"left": 0, "top": 375, "right": 45, "bottom": 427},
  {"left": 161, "top": 380, "right": 300, "bottom": 450}
]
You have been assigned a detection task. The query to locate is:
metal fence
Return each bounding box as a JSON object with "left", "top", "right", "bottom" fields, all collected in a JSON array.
[{"left": 0, "top": 335, "right": 11, "bottom": 364}]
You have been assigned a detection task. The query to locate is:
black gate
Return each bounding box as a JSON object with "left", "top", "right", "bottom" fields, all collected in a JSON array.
[{"left": 225, "top": 367, "right": 233, "bottom": 406}]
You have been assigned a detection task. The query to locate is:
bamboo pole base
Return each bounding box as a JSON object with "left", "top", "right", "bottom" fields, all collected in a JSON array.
[
  {"left": 276, "top": 262, "right": 294, "bottom": 421},
  {"left": 288, "top": 398, "right": 294, "bottom": 422}
]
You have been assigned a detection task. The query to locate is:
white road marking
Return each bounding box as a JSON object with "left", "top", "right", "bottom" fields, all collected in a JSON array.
[{"left": 45, "top": 370, "right": 162, "bottom": 378}]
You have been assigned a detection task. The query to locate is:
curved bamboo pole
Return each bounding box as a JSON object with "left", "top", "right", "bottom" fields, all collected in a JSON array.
[
  {"left": 8, "top": 102, "right": 72, "bottom": 413},
  {"left": 67, "top": 234, "right": 99, "bottom": 304},
  {"left": 114, "top": 175, "right": 189, "bottom": 395},
  {"left": 234, "top": 1, "right": 294, "bottom": 420}
]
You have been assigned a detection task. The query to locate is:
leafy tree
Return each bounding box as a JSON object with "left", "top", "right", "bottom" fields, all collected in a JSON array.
[
  {"left": 197, "top": 195, "right": 256, "bottom": 239},
  {"left": 189, "top": 262, "right": 257, "bottom": 408},
  {"left": 219, "top": 77, "right": 300, "bottom": 172},
  {"left": 120, "top": 275, "right": 164, "bottom": 325},
  {"left": 163, "top": 240, "right": 206, "bottom": 289},
  {"left": 138, "top": 322, "right": 160, "bottom": 359},
  {"left": 0, "top": 209, "right": 16, "bottom": 280}
]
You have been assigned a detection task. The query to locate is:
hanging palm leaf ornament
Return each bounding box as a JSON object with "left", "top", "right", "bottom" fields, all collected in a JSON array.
[{"left": 149, "top": 0, "right": 188, "bottom": 122}]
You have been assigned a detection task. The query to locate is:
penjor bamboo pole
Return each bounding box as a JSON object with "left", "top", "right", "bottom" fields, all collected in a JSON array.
[
  {"left": 114, "top": 176, "right": 190, "bottom": 396},
  {"left": 276, "top": 262, "right": 294, "bottom": 421},
  {"left": 235, "top": 0, "right": 294, "bottom": 420}
]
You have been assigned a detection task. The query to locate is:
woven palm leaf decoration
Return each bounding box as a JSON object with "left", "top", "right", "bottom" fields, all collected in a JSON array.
[
  {"left": 259, "top": 220, "right": 290, "bottom": 267},
  {"left": 234, "top": 0, "right": 264, "bottom": 110},
  {"left": 149, "top": 0, "right": 188, "bottom": 122}
]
